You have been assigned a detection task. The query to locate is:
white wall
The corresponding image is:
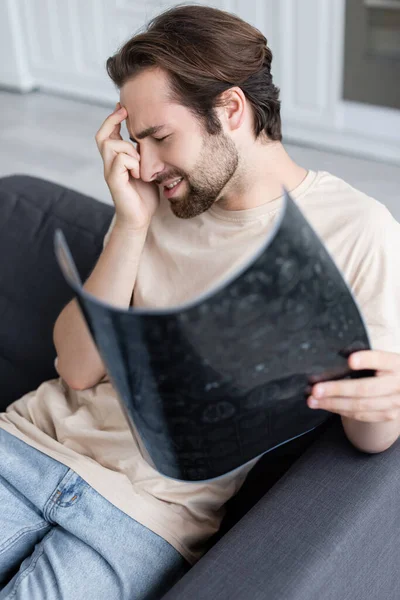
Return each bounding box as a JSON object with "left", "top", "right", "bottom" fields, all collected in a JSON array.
[
  {"left": 0, "top": 0, "right": 34, "bottom": 90},
  {"left": 1, "top": 0, "right": 399, "bottom": 164}
]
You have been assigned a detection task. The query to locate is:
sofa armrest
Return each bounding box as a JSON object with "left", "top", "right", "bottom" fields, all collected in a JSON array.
[{"left": 163, "top": 417, "right": 400, "bottom": 600}]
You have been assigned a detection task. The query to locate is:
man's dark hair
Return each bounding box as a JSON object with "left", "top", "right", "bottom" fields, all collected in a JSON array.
[{"left": 106, "top": 4, "right": 282, "bottom": 141}]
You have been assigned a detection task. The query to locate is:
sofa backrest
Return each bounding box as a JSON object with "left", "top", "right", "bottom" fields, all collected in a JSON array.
[
  {"left": 0, "top": 175, "right": 114, "bottom": 410},
  {"left": 0, "top": 174, "right": 335, "bottom": 529}
]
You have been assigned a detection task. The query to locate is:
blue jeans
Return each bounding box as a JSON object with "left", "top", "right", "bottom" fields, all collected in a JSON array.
[{"left": 0, "top": 428, "right": 190, "bottom": 599}]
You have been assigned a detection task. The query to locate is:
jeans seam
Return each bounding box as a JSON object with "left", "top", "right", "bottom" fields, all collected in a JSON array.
[
  {"left": 42, "top": 468, "right": 76, "bottom": 522},
  {"left": 0, "top": 522, "right": 50, "bottom": 555},
  {"left": 2, "top": 528, "right": 56, "bottom": 599}
]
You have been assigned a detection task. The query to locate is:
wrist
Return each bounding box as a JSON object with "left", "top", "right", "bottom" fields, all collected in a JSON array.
[
  {"left": 113, "top": 218, "right": 149, "bottom": 236},
  {"left": 341, "top": 415, "right": 400, "bottom": 454}
]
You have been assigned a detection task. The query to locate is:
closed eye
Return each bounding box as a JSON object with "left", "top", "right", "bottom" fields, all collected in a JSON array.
[{"left": 154, "top": 135, "right": 170, "bottom": 143}]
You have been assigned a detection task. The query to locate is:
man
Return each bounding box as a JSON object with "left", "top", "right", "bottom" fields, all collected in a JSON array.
[{"left": 1, "top": 4, "right": 399, "bottom": 599}]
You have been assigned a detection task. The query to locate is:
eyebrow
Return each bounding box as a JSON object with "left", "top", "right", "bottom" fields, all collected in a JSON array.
[{"left": 129, "top": 125, "right": 166, "bottom": 143}]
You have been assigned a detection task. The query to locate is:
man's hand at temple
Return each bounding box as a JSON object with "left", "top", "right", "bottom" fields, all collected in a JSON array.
[{"left": 307, "top": 350, "right": 400, "bottom": 454}]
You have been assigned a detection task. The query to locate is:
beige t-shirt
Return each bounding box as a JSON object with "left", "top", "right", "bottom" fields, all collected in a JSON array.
[{"left": 1, "top": 170, "right": 400, "bottom": 564}]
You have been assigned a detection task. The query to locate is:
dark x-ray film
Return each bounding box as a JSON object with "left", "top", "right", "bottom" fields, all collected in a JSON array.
[{"left": 54, "top": 189, "right": 374, "bottom": 482}]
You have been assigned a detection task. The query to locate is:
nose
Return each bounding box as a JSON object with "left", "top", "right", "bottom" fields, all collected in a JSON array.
[{"left": 138, "top": 145, "right": 165, "bottom": 183}]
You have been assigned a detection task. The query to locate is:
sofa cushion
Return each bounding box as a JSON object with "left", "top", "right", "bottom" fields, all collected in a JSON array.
[{"left": 0, "top": 174, "right": 114, "bottom": 410}]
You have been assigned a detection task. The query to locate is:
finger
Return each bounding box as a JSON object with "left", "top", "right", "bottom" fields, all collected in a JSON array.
[
  {"left": 108, "top": 152, "right": 140, "bottom": 182},
  {"left": 95, "top": 105, "right": 127, "bottom": 148},
  {"left": 307, "top": 394, "right": 400, "bottom": 414},
  {"left": 326, "top": 408, "right": 399, "bottom": 423},
  {"left": 312, "top": 374, "right": 400, "bottom": 399},
  {"left": 108, "top": 103, "right": 127, "bottom": 142},
  {"left": 349, "top": 349, "right": 400, "bottom": 372},
  {"left": 307, "top": 399, "right": 400, "bottom": 423},
  {"left": 102, "top": 139, "right": 140, "bottom": 177}
]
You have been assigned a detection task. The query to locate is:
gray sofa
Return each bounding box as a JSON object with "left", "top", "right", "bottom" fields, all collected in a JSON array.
[{"left": 1, "top": 174, "right": 399, "bottom": 600}]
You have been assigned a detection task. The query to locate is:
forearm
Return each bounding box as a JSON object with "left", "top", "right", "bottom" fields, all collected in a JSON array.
[
  {"left": 53, "top": 222, "right": 148, "bottom": 389},
  {"left": 341, "top": 415, "right": 400, "bottom": 454}
]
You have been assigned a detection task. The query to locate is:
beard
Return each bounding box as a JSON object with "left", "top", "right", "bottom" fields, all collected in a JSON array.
[{"left": 163, "top": 131, "right": 239, "bottom": 219}]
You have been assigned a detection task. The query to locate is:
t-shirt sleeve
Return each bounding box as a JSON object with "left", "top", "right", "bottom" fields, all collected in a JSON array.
[
  {"left": 103, "top": 214, "right": 117, "bottom": 250},
  {"left": 352, "top": 203, "right": 400, "bottom": 355}
]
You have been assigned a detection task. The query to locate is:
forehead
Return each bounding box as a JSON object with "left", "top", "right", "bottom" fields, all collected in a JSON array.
[{"left": 120, "top": 67, "right": 185, "bottom": 133}]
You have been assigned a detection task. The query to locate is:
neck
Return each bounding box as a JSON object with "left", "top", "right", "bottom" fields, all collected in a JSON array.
[{"left": 216, "top": 141, "right": 308, "bottom": 211}]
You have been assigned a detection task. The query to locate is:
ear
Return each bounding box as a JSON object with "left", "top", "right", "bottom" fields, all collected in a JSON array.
[{"left": 218, "top": 86, "right": 246, "bottom": 133}]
